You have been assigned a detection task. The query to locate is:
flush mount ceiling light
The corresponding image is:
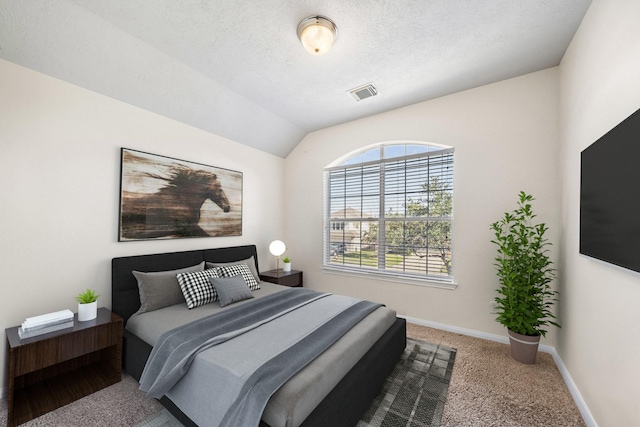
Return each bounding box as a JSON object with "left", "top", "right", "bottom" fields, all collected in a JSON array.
[{"left": 297, "top": 15, "right": 337, "bottom": 56}]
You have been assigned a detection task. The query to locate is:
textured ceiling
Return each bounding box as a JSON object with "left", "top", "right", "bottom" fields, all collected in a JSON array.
[{"left": 0, "top": 0, "right": 592, "bottom": 157}]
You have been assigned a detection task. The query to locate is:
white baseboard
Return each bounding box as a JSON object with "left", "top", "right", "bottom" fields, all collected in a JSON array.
[
  {"left": 546, "top": 346, "right": 598, "bottom": 427},
  {"left": 401, "top": 315, "right": 598, "bottom": 427}
]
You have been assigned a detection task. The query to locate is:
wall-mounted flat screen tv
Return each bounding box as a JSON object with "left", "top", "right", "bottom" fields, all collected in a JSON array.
[{"left": 580, "top": 108, "right": 640, "bottom": 273}]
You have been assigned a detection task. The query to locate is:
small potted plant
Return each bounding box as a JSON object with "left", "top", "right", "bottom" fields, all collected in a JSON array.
[
  {"left": 75, "top": 288, "right": 100, "bottom": 321},
  {"left": 282, "top": 256, "right": 292, "bottom": 272},
  {"left": 490, "top": 191, "right": 560, "bottom": 364}
]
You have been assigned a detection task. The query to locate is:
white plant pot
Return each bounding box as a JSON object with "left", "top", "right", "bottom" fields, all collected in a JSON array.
[
  {"left": 283, "top": 262, "right": 292, "bottom": 272},
  {"left": 78, "top": 301, "right": 97, "bottom": 321}
]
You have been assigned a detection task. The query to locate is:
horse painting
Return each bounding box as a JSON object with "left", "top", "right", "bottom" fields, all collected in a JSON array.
[{"left": 119, "top": 149, "right": 242, "bottom": 240}]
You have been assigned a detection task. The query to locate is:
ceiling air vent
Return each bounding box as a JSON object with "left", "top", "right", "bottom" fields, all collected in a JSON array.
[{"left": 348, "top": 83, "right": 378, "bottom": 102}]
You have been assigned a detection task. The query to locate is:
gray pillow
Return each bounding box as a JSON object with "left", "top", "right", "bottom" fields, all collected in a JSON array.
[
  {"left": 209, "top": 275, "right": 254, "bottom": 307},
  {"left": 206, "top": 256, "right": 260, "bottom": 282},
  {"left": 133, "top": 261, "right": 205, "bottom": 314}
]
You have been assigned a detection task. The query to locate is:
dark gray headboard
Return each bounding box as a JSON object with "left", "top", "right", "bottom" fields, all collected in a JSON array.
[{"left": 112, "top": 245, "right": 259, "bottom": 324}]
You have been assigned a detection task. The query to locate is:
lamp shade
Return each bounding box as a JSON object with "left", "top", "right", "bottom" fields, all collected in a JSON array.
[
  {"left": 297, "top": 16, "right": 337, "bottom": 56},
  {"left": 269, "top": 240, "right": 286, "bottom": 257}
]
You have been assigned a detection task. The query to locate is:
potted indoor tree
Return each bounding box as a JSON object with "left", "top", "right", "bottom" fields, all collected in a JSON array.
[
  {"left": 75, "top": 288, "right": 100, "bottom": 321},
  {"left": 490, "top": 191, "right": 560, "bottom": 364}
]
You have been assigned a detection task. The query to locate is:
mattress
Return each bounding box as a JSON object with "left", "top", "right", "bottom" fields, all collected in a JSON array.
[{"left": 126, "top": 282, "right": 396, "bottom": 427}]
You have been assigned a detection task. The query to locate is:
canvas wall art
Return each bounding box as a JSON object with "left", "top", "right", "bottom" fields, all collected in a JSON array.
[{"left": 119, "top": 148, "right": 242, "bottom": 241}]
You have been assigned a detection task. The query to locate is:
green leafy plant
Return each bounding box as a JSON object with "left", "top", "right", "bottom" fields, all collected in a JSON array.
[
  {"left": 490, "top": 191, "right": 560, "bottom": 337},
  {"left": 75, "top": 288, "right": 100, "bottom": 304},
  {"left": 282, "top": 257, "right": 291, "bottom": 263}
]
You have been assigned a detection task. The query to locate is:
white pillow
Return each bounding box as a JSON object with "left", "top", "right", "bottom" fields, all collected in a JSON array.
[
  {"left": 206, "top": 256, "right": 260, "bottom": 282},
  {"left": 176, "top": 268, "right": 221, "bottom": 309},
  {"left": 216, "top": 263, "right": 260, "bottom": 291}
]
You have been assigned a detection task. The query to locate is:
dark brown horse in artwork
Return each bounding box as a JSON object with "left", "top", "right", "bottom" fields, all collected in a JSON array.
[{"left": 121, "top": 166, "right": 230, "bottom": 239}]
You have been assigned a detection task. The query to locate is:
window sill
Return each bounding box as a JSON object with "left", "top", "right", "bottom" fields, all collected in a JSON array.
[{"left": 321, "top": 266, "right": 458, "bottom": 290}]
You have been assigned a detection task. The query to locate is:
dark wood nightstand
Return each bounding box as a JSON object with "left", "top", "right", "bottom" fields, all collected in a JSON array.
[
  {"left": 260, "top": 269, "right": 303, "bottom": 287},
  {"left": 5, "top": 308, "right": 123, "bottom": 426}
]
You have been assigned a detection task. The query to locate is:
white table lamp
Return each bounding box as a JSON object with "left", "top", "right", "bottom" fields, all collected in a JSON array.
[{"left": 269, "top": 240, "right": 286, "bottom": 276}]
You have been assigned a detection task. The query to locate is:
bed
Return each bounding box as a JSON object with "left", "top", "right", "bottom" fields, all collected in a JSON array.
[{"left": 112, "top": 245, "right": 406, "bottom": 427}]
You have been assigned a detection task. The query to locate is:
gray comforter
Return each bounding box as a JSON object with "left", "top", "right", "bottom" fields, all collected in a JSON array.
[{"left": 139, "top": 288, "right": 382, "bottom": 427}]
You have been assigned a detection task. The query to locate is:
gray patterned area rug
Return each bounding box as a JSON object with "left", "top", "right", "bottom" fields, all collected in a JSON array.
[
  {"left": 135, "top": 338, "right": 457, "bottom": 427},
  {"left": 358, "top": 338, "right": 457, "bottom": 427}
]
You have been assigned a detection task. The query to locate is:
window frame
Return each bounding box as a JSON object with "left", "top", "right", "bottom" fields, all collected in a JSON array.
[{"left": 323, "top": 142, "right": 455, "bottom": 288}]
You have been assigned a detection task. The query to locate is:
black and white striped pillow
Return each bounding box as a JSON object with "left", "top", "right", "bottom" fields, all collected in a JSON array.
[
  {"left": 216, "top": 263, "right": 260, "bottom": 291},
  {"left": 176, "top": 268, "right": 221, "bottom": 309}
]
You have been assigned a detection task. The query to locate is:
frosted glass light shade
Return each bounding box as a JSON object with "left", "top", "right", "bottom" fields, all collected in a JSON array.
[
  {"left": 297, "top": 16, "right": 337, "bottom": 56},
  {"left": 269, "top": 240, "right": 286, "bottom": 257}
]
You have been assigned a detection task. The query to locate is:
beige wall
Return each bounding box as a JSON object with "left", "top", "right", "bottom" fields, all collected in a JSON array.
[
  {"left": 0, "top": 59, "right": 285, "bottom": 395},
  {"left": 284, "top": 68, "right": 561, "bottom": 343},
  {"left": 5, "top": 2, "right": 639, "bottom": 424},
  {"left": 558, "top": 0, "right": 640, "bottom": 425}
]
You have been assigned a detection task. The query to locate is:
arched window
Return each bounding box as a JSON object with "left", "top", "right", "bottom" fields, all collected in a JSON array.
[{"left": 324, "top": 142, "right": 454, "bottom": 284}]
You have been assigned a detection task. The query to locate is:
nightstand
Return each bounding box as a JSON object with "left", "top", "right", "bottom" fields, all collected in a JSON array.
[
  {"left": 260, "top": 269, "right": 303, "bottom": 287},
  {"left": 5, "top": 308, "right": 123, "bottom": 426}
]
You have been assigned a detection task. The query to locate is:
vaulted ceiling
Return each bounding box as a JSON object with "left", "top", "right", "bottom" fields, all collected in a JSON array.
[{"left": 0, "top": 0, "right": 592, "bottom": 157}]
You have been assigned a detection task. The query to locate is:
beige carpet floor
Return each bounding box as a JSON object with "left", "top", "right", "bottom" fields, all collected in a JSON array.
[
  {"left": 407, "top": 323, "right": 586, "bottom": 427},
  {"left": 0, "top": 323, "right": 586, "bottom": 427}
]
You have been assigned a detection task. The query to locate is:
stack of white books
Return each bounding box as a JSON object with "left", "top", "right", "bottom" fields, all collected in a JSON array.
[{"left": 18, "top": 309, "right": 74, "bottom": 339}]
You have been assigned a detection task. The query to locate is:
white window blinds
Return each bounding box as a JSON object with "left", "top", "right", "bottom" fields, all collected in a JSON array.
[{"left": 324, "top": 144, "right": 454, "bottom": 282}]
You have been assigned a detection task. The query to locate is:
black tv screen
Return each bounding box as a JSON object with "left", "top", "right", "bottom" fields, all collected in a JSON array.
[{"left": 580, "top": 107, "right": 640, "bottom": 273}]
